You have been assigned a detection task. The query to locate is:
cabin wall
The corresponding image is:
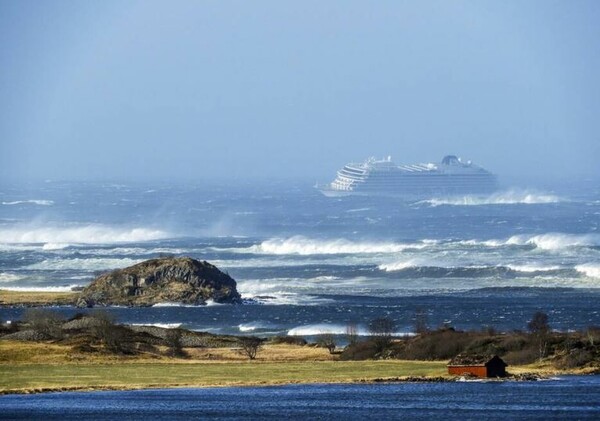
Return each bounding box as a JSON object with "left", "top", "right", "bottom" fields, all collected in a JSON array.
[{"left": 448, "top": 366, "right": 488, "bottom": 378}]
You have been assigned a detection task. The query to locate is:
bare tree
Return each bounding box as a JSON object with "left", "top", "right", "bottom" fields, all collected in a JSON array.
[
  {"left": 89, "top": 311, "right": 130, "bottom": 354},
  {"left": 528, "top": 311, "right": 550, "bottom": 360},
  {"left": 22, "top": 309, "right": 64, "bottom": 339},
  {"left": 346, "top": 322, "right": 359, "bottom": 346},
  {"left": 369, "top": 317, "right": 396, "bottom": 352},
  {"left": 414, "top": 308, "right": 429, "bottom": 335},
  {"left": 238, "top": 337, "right": 262, "bottom": 360},
  {"left": 165, "top": 329, "right": 186, "bottom": 358},
  {"left": 586, "top": 326, "right": 600, "bottom": 347},
  {"left": 316, "top": 332, "right": 337, "bottom": 354}
]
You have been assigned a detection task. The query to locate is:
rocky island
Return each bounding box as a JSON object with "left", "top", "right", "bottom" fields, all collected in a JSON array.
[{"left": 76, "top": 257, "right": 242, "bottom": 307}]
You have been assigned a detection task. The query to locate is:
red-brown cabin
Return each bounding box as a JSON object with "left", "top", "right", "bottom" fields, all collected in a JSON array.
[{"left": 447, "top": 354, "right": 508, "bottom": 378}]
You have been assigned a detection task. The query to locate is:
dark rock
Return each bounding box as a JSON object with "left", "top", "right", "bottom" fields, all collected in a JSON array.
[{"left": 77, "top": 257, "right": 241, "bottom": 307}]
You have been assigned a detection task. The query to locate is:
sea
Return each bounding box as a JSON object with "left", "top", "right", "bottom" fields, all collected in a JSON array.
[
  {"left": 0, "top": 179, "right": 599, "bottom": 336},
  {"left": 1, "top": 376, "right": 599, "bottom": 420}
]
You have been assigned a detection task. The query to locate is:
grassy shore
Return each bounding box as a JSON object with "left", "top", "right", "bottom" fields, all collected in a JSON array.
[
  {"left": 0, "top": 290, "right": 78, "bottom": 306},
  {"left": 0, "top": 341, "right": 449, "bottom": 394}
]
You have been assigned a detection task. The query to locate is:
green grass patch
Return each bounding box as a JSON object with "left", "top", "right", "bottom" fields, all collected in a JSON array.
[{"left": 0, "top": 360, "right": 448, "bottom": 393}]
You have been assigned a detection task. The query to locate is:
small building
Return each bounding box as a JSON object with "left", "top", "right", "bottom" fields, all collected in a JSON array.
[{"left": 447, "top": 354, "right": 508, "bottom": 378}]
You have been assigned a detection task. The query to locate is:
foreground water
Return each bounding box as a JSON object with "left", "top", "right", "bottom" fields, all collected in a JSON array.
[
  {"left": 1, "top": 376, "right": 599, "bottom": 420},
  {"left": 1, "top": 180, "right": 599, "bottom": 335}
]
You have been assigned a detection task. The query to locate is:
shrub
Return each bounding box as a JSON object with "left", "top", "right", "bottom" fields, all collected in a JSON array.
[
  {"left": 268, "top": 336, "right": 307, "bottom": 346},
  {"left": 22, "top": 309, "right": 65, "bottom": 339},
  {"left": 339, "top": 340, "right": 378, "bottom": 361},
  {"left": 369, "top": 317, "right": 396, "bottom": 352},
  {"left": 165, "top": 329, "right": 187, "bottom": 358},
  {"left": 316, "top": 333, "right": 336, "bottom": 354},
  {"left": 555, "top": 349, "right": 595, "bottom": 369},
  {"left": 238, "top": 337, "right": 262, "bottom": 360}
]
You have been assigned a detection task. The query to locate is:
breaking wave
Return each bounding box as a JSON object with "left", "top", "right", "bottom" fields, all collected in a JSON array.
[
  {"left": 500, "top": 233, "right": 600, "bottom": 250},
  {"left": 420, "top": 190, "right": 564, "bottom": 207},
  {"left": 379, "top": 262, "right": 571, "bottom": 278},
  {"left": 246, "top": 236, "right": 429, "bottom": 255},
  {"left": 576, "top": 264, "right": 600, "bottom": 279},
  {"left": 0, "top": 273, "right": 26, "bottom": 283},
  {"left": 287, "top": 323, "right": 414, "bottom": 337},
  {"left": 130, "top": 323, "right": 182, "bottom": 329},
  {"left": 461, "top": 233, "right": 600, "bottom": 251},
  {"left": 0, "top": 224, "right": 170, "bottom": 245},
  {"left": 1, "top": 200, "right": 54, "bottom": 206}
]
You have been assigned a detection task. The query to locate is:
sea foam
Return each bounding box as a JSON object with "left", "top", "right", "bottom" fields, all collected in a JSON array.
[
  {"left": 247, "top": 236, "right": 427, "bottom": 255},
  {"left": 1, "top": 200, "right": 54, "bottom": 206},
  {"left": 576, "top": 264, "right": 600, "bottom": 279},
  {"left": 420, "top": 190, "right": 564, "bottom": 207},
  {"left": 0, "top": 224, "right": 170, "bottom": 245}
]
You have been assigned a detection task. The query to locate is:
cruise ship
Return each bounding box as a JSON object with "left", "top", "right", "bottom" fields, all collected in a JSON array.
[{"left": 317, "top": 155, "right": 498, "bottom": 198}]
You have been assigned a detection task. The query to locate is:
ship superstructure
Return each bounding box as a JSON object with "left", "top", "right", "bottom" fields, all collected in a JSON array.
[{"left": 318, "top": 155, "right": 498, "bottom": 198}]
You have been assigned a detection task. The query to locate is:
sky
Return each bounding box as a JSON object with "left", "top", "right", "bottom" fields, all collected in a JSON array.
[{"left": 1, "top": 0, "right": 599, "bottom": 182}]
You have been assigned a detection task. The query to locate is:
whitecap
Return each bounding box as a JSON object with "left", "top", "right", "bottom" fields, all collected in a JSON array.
[
  {"left": 419, "top": 189, "right": 564, "bottom": 207},
  {"left": 130, "top": 323, "right": 182, "bottom": 329},
  {"left": 287, "top": 323, "right": 415, "bottom": 337},
  {"left": 244, "top": 236, "right": 427, "bottom": 255},
  {"left": 1, "top": 200, "right": 54, "bottom": 206},
  {"left": 0, "top": 272, "right": 25, "bottom": 283},
  {"left": 575, "top": 264, "right": 600, "bottom": 279},
  {"left": 0, "top": 224, "right": 170, "bottom": 245}
]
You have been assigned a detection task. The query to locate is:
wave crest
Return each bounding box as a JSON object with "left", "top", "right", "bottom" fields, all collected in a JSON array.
[
  {"left": 0, "top": 224, "right": 170, "bottom": 245},
  {"left": 420, "top": 190, "right": 564, "bottom": 207},
  {"left": 1, "top": 200, "right": 54, "bottom": 206},
  {"left": 248, "top": 236, "right": 427, "bottom": 255},
  {"left": 576, "top": 264, "right": 600, "bottom": 279}
]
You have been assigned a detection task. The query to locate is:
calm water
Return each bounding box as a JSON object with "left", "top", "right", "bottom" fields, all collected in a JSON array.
[
  {"left": 1, "top": 180, "right": 599, "bottom": 335},
  {"left": 1, "top": 376, "right": 599, "bottom": 420}
]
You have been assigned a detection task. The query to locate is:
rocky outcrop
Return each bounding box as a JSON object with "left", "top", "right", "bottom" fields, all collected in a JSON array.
[{"left": 76, "top": 257, "right": 241, "bottom": 307}]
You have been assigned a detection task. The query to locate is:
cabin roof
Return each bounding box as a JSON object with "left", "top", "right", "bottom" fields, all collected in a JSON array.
[{"left": 448, "top": 354, "right": 507, "bottom": 366}]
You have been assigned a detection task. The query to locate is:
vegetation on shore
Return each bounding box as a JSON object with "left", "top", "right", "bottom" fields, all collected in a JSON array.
[
  {"left": 1, "top": 303, "right": 599, "bottom": 394},
  {"left": 0, "top": 290, "right": 79, "bottom": 307}
]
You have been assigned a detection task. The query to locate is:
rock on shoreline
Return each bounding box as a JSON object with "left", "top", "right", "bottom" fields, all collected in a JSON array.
[{"left": 76, "top": 257, "right": 241, "bottom": 307}]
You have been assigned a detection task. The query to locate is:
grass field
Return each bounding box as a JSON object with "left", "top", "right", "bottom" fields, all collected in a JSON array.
[
  {"left": 0, "top": 340, "right": 448, "bottom": 393},
  {"left": 0, "top": 360, "right": 449, "bottom": 393},
  {"left": 0, "top": 290, "right": 78, "bottom": 306}
]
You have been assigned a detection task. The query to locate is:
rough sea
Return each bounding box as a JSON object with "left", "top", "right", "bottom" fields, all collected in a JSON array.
[{"left": 1, "top": 179, "right": 599, "bottom": 336}]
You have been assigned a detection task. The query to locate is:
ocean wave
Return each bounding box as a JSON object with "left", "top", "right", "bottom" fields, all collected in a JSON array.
[
  {"left": 378, "top": 262, "right": 570, "bottom": 278},
  {"left": 459, "top": 233, "right": 600, "bottom": 251},
  {"left": 245, "top": 293, "right": 335, "bottom": 306},
  {"left": 419, "top": 190, "right": 564, "bottom": 207},
  {"left": 130, "top": 323, "right": 182, "bottom": 329},
  {"left": 245, "top": 236, "right": 428, "bottom": 255},
  {"left": 575, "top": 264, "right": 600, "bottom": 279},
  {"left": 0, "top": 272, "right": 26, "bottom": 283},
  {"left": 25, "top": 257, "right": 143, "bottom": 271},
  {"left": 0, "top": 284, "right": 82, "bottom": 292},
  {"left": 503, "top": 233, "right": 600, "bottom": 250},
  {"left": 0, "top": 224, "right": 170, "bottom": 245},
  {"left": 238, "top": 322, "right": 275, "bottom": 332},
  {"left": 287, "top": 323, "right": 414, "bottom": 337},
  {"left": 1, "top": 200, "right": 54, "bottom": 206}
]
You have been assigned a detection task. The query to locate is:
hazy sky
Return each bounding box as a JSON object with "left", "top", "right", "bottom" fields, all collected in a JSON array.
[{"left": 1, "top": 0, "right": 599, "bottom": 182}]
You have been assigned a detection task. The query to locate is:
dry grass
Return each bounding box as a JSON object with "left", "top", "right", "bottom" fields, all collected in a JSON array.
[{"left": 0, "top": 290, "right": 78, "bottom": 306}]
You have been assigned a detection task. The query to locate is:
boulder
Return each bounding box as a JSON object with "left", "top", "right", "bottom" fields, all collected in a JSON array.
[{"left": 77, "top": 257, "right": 241, "bottom": 307}]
